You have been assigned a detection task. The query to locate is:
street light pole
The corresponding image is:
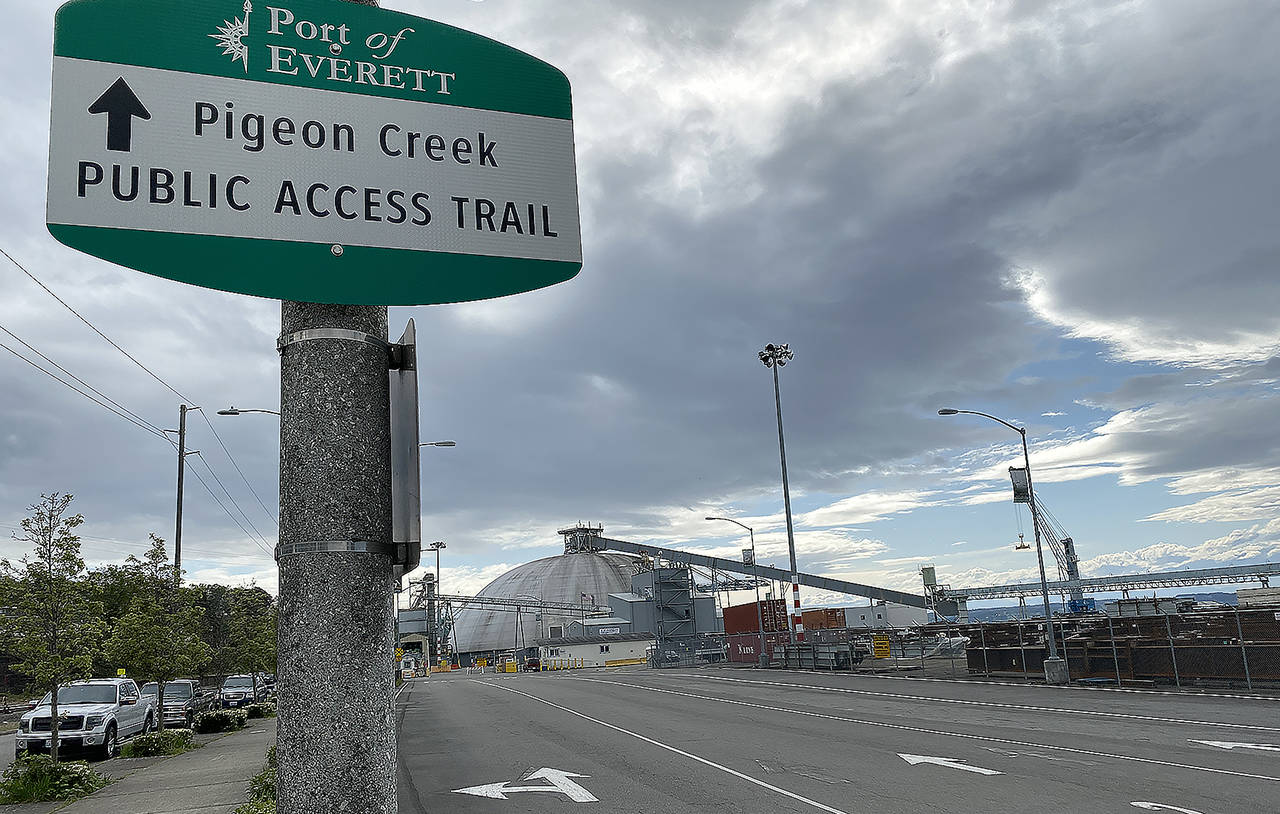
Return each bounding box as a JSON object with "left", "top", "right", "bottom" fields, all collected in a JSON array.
[
  {"left": 760, "top": 343, "right": 802, "bottom": 644},
  {"left": 706, "top": 517, "right": 767, "bottom": 667},
  {"left": 938, "top": 407, "right": 1066, "bottom": 684}
]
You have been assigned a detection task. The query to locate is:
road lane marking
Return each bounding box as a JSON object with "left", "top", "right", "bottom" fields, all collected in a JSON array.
[
  {"left": 1131, "top": 804, "right": 1204, "bottom": 813},
  {"left": 453, "top": 768, "right": 598, "bottom": 802},
  {"left": 643, "top": 673, "right": 1280, "bottom": 733},
  {"left": 479, "top": 682, "right": 852, "bottom": 814},
  {"left": 1188, "top": 740, "right": 1280, "bottom": 752},
  {"left": 898, "top": 754, "right": 1002, "bottom": 775},
  {"left": 570, "top": 677, "right": 1280, "bottom": 783}
]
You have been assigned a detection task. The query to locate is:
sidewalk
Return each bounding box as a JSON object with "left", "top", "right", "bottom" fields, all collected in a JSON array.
[{"left": 53, "top": 719, "right": 276, "bottom": 814}]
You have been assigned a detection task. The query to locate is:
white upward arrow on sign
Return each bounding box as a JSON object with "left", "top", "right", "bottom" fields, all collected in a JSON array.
[
  {"left": 898, "top": 754, "right": 1002, "bottom": 775},
  {"left": 452, "top": 768, "right": 599, "bottom": 802},
  {"left": 1188, "top": 740, "right": 1280, "bottom": 752}
]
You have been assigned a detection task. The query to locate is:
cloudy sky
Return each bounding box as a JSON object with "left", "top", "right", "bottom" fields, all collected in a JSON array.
[{"left": 2, "top": 0, "right": 1278, "bottom": 610}]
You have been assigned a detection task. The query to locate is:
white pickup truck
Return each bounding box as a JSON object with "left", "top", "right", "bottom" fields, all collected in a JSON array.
[{"left": 14, "top": 678, "right": 156, "bottom": 760}]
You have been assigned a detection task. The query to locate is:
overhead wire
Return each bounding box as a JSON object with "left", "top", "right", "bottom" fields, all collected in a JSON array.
[
  {"left": 195, "top": 410, "right": 279, "bottom": 528},
  {"left": 0, "top": 320, "right": 166, "bottom": 436},
  {"left": 188, "top": 450, "right": 272, "bottom": 551},
  {"left": 2, "top": 247, "right": 278, "bottom": 545},
  {"left": 171, "top": 441, "right": 276, "bottom": 560},
  {"left": 0, "top": 338, "right": 167, "bottom": 441}
]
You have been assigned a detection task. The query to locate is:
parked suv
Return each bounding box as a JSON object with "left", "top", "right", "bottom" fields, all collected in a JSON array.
[
  {"left": 141, "top": 680, "right": 214, "bottom": 728},
  {"left": 218, "top": 674, "right": 265, "bottom": 708},
  {"left": 15, "top": 678, "right": 155, "bottom": 760}
]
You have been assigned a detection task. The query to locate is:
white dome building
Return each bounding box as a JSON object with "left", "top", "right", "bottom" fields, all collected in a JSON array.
[{"left": 452, "top": 531, "right": 639, "bottom": 656}]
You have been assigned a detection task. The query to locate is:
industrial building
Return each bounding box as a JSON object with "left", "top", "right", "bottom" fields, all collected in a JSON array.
[{"left": 444, "top": 525, "right": 719, "bottom": 665}]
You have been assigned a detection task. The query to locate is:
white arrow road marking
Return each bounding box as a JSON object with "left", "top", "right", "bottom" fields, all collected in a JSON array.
[
  {"left": 452, "top": 767, "right": 598, "bottom": 802},
  {"left": 1188, "top": 739, "right": 1280, "bottom": 752},
  {"left": 525, "top": 769, "right": 599, "bottom": 803},
  {"left": 1131, "top": 803, "right": 1205, "bottom": 813},
  {"left": 898, "top": 754, "right": 1002, "bottom": 775}
]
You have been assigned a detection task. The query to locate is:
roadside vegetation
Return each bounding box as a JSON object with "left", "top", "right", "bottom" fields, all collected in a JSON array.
[
  {"left": 194, "top": 708, "right": 249, "bottom": 734},
  {"left": 0, "top": 493, "right": 278, "bottom": 760},
  {"left": 0, "top": 755, "right": 110, "bottom": 804},
  {"left": 234, "top": 744, "right": 277, "bottom": 814},
  {"left": 120, "top": 727, "right": 198, "bottom": 757}
]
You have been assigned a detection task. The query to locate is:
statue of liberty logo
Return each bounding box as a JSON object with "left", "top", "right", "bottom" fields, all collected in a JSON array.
[{"left": 210, "top": 1, "right": 252, "bottom": 72}]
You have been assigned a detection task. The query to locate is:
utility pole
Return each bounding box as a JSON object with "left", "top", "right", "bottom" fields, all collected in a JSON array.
[{"left": 173, "top": 403, "right": 187, "bottom": 585}]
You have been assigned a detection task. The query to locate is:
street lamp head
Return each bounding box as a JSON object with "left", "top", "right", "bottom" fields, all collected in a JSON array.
[
  {"left": 759, "top": 342, "right": 794, "bottom": 368},
  {"left": 217, "top": 407, "right": 241, "bottom": 416},
  {"left": 420, "top": 441, "right": 457, "bottom": 447},
  {"left": 938, "top": 408, "right": 959, "bottom": 415}
]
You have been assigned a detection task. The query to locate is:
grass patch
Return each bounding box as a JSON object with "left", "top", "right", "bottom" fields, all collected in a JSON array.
[
  {"left": 0, "top": 755, "right": 110, "bottom": 803},
  {"left": 121, "top": 728, "right": 198, "bottom": 757},
  {"left": 193, "top": 708, "right": 248, "bottom": 734},
  {"left": 234, "top": 744, "right": 277, "bottom": 814}
]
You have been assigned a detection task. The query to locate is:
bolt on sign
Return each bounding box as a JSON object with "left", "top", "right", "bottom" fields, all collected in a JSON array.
[{"left": 47, "top": 0, "right": 581, "bottom": 305}]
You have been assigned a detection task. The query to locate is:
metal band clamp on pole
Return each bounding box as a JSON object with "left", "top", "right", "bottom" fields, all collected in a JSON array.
[
  {"left": 278, "top": 327, "right": 415, "bottom": 370},
  {"left": 275, "top": 540, "right": 395, "bottom": 560}
]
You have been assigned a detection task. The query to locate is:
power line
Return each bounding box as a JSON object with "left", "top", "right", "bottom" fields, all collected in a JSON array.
[
  {"left": 195, "top": 410, "right": 279, "bottom": 528},
  {"left": 2, "top": 247, "right": 278, "bottom": 543},
  {"left": 0, "top": 522, "right": 272, "bottom": 566},
  {"left": 1, "top": 247, "right": 190, "bottom": 403},
  {"left": 0, "top": 338, "right": 167, "bottom": 440},
  {"left": 175, "top": 445, "right": 276, "bottom": 560},
  {"left": 189, "top": 450, "right": 272, "bottom": 550},
  {"left": 0, "top": 319, "right": 166, "bottom": 436}
]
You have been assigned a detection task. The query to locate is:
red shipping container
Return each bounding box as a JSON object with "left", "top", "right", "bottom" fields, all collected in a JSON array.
[{"left": 724, "top": 600, "right": 789, "bottom": 635}]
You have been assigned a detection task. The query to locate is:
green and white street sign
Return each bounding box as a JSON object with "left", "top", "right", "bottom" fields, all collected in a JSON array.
[{"left": 47, "top": 0, "right": 581, "bottom": 305}]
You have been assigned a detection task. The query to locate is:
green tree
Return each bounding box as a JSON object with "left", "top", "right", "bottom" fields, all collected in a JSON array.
[
  {"left": 227, "top": 588, "right": 277, "bottom": 700},
  {"left": 104, "top": 538, "right": 212, "bottom": 729},
  {"left": 0, "top": 494, "right": 103, "bottom": 763}
]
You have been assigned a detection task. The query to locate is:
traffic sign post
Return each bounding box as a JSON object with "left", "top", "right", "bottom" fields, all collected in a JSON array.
[
  {"left": 48, "top": 0, "right": 581, "bottom": 305},
  {"left": 47, "top": 2, "right": 581, "bottom": 813}
]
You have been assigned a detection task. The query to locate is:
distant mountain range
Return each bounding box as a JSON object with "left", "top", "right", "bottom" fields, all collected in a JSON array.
[{"left": 965, "top": 592, "right": 1238, "bottom": 622}]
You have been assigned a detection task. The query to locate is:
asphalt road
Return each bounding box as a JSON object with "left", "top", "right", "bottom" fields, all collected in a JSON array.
[{"left": 397, "top": 667, "right": 1280, "bottom": 813}]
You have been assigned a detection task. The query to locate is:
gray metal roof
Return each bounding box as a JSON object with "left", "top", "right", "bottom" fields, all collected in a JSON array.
[{"left": 452, "top": 551, "right": 639, "bottom": 654}]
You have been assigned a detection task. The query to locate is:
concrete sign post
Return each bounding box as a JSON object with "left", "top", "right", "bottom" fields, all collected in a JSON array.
[{"left": 48, "top": 1, "right": 580, "bottom": 812}]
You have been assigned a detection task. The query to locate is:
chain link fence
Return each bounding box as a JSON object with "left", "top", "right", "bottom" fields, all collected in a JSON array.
[{"left": 706, "top": 606, "right": 1279, "bottom": 690}]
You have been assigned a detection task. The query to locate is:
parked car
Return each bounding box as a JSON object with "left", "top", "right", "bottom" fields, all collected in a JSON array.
[
  {"left": 218, "top": 674, "right": 266, "bottom": 708},
  {"left": 141, "top": 680, "right": 214, "bottom": 728},
  {"left": 14, "top": 678, "right": 155, "bottom": 760}
]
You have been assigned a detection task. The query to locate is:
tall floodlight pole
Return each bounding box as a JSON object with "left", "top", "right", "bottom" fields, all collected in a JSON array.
[
  {"left": 428, "top": 541, "right": 447, "bottom": 664},
  {"left": 706, "top": 517, "right": 767, "bottom": 666},
  {"left": 759, "top": 343, "right": 802, "bottom": 644},
  {"left": 938, "top": 408, "right": 1067, "bottom": 685}
]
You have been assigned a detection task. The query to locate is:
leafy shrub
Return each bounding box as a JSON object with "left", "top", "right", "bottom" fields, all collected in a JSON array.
[
  {"left": 120, "top": 728, "right": 196, "bottom": 757},
  {"left": 193, "top": 709, "right": 248, "bottom": 734},
  {"left": 247, "top": 765, "right": 276, "bottom": 802},
  {"left": 245, "top": 703, "right": 276, "bottom": 719},
  {"left": 0, "top": 755, "right": 110, "bottom": 803},
  {"left": 233, "top": 742, "right": 278, "bottom": 814}
]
